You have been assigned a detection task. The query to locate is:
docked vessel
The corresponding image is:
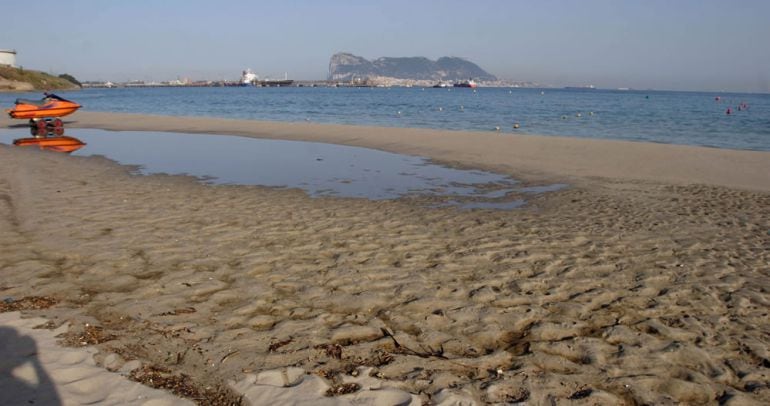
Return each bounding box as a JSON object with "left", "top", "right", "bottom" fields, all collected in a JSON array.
[
  {"left": 241, "top": 69, "right": 258, "bottom": 86},
  {"left": 241, "top": 69, "right": 294, "bottom": 87},
  {"left": 258, "top": 78, "right": 294, "bottom": 87},
  {"left": 6, "top": 93, "right": 81, "bottom": 120},
  {"left": 432, "top": 81, "right": 450, "bottom": 88},
  {"left": 13, "top": 135, "right": 86, "bottom": 153},
  {"left": 453, "top": 79, "right": 477, "bottom": 88}
]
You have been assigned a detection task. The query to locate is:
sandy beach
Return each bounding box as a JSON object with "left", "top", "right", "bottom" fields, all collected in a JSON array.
[{"left": 1, "top": 112, "right": 769, "bottom": 404}]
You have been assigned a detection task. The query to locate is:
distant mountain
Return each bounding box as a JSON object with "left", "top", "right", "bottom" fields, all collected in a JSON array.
[{"left": 328, "top": 53, "right": 497, "bottom": 82}]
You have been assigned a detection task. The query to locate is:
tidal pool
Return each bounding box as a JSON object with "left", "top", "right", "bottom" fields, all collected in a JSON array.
[{"left": 0, "top": 128, "right": 566, "bottom": 208}]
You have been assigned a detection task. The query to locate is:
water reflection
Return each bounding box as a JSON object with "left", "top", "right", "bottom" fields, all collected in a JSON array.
[
  {"left": 0, "top": 128, "right": 566, "bottom": 208},
  {"left": 11, "top": 126, "right": 86, "bottom": 153}
]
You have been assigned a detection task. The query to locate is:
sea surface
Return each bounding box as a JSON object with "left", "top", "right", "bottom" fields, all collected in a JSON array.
[{"left": 2, "top": 87, "right": 768, "bottom": 151}]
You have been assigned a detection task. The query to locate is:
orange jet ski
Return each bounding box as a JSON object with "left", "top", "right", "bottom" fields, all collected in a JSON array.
[
  {"left": 13, "top": 135, "right": 86, "bottom": 153},
  {"left": 6, "top": 93, "right": 81, "bottom": 120}
]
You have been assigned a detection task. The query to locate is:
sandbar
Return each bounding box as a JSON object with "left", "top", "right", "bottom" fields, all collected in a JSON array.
[{"left": 33, "top": 111, "right": 770, "bottom": 191}]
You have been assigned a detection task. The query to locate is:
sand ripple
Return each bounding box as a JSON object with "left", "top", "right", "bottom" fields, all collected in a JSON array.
[{"left": 1, "top": 145, "right": 769, "bottom": 404}]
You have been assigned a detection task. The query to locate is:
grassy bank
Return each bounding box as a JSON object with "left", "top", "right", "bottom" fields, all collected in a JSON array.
[{"left": 0, "top": 65, "right": 80, "bottom": 91}]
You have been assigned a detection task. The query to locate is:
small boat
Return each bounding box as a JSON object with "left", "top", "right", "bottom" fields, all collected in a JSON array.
[
  {"left": 432, "top": 81, "right": 450, "bottom": 88},
  {"left": 13, "top": 135, "right": 86, "bottom": 153},
  {"left": 453, "top": 79, "right": 477, "bottom": 88},
  {"left": 6, "top": 93, "right": 82, "bottom": 120}
]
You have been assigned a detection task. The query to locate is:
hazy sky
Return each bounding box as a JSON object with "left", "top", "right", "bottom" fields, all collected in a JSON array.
[{"left": 2, "top": 0, "right": 769, "bottom": 92}]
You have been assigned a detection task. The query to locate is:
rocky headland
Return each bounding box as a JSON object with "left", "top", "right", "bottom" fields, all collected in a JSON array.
[{"left": 328, "top": 52, "right": 497, "bottom": 86}]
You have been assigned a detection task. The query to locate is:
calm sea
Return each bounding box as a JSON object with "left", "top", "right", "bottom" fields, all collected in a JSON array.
[{"left": 2, "top": 87, "right": 768, "bottom": 151}]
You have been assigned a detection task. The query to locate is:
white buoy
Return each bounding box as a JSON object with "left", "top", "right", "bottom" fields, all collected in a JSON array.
[
  {"left": 459, "top": 105, "right": 464, "bottom": 111},
  {"left": 397, "top": 111, "right": 401, "bottom": 115},
  {"left": 438, "top": 107, "right": 443, "bottom": 111},
  {"left": 589, "top": 111, "right": 594, "bottom": 116},
  {"left": 576, "top": 113, "right": 582, "bottom": 117},
  {"left": 494, "top": 126, "right": 501, "bottom": 131},
  {"left": 513, "top": 123, "right": 520, "bottom": 129},
  {"left": 540, "top": 91, "right": 545, "bottom": 95}
]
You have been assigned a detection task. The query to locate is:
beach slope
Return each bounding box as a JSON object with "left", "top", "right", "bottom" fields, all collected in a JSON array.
[{"left": 1, "top": 114, "right": 769, "bottom": 404}]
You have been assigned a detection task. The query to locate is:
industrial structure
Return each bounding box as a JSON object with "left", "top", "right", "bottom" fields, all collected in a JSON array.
[{"left": 0, "top": 49, "right": 17, "bottom": 67}]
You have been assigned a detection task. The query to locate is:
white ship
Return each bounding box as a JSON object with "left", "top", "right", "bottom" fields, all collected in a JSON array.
[
  {"left": 241, "top": 69, "right": 258, "bottom": 86},
  {"left": 240, "top": 69, "right": 293, "bottom": 87}
]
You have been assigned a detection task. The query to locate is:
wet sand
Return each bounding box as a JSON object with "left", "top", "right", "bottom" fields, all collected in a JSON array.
[
  {"left": 65, "top": 111, "right": 770, "bottom": 191},
  {"left": 1, "top": 112, "right": 769, "bottom": 404}
]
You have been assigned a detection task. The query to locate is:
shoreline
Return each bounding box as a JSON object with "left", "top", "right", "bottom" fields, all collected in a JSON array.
[
  {"left": 19, "top": 111, "right": 769, "bottom": 192},
  {"left": 2, "top": 113, "right": 769, "bottom": 404}
]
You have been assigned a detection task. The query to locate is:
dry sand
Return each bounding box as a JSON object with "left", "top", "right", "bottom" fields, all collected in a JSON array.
[
  {"left": 1, "top": 112, "right": 769, "bottom": 404},
  {"left": 0, "top": 311, "right": 194, "bottom": 405}
]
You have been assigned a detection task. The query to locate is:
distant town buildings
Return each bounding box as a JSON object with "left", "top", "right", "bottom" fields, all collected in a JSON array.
[
  {"left": 0, "top": 49, "right": 17, "bottom": 67},
  {"left": 79, "top": 77, "right": 541, "bottom": 89}
]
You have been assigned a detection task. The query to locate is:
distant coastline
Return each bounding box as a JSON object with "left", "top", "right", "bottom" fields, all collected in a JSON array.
[
  {"left": 53, "top": 80, "right": 767, "bottom": 94},
  {"left": 77, "top": 78, "right": 544, "bottom": 89}
]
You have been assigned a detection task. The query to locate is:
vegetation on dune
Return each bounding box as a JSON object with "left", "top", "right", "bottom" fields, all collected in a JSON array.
[
  {"left": 0, "top": 65, "right": 81, "bottom": 91},
  {"left": 58, "top": 73, "right": 82, "bottom": 87}
]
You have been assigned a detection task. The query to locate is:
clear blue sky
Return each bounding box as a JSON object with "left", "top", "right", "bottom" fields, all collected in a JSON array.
[{"left": 2, "top": 0, "right": 768, "bottom": 92}]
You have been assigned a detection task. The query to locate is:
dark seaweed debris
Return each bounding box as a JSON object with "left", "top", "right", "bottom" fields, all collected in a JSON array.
[
  {"left": 568, "top": 388, "right": 593, "bottom": 400},
  {"left": 0, "top": 296, "right": 58, "bottom": 312},
  {"left": 129, "top": 364, "right": 242, "bottom": 405},
  {"left": 326, "top": 382, "right": 361, "bottom": 397},
  {"left": 58, "top": 324, "right": 117, "bottom": 346}
]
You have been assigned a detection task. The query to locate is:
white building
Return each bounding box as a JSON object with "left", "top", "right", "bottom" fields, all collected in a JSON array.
[{"left": 0, "top": 49, "right": 17, "bottom": 67}]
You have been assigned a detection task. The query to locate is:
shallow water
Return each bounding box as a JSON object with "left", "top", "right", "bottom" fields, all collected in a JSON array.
[
  {"left": 1, "top": 87, "right": 768, "bottom": 151},
  {"left": 0, "top": 128, "right": 565, "bottom": 208}
]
